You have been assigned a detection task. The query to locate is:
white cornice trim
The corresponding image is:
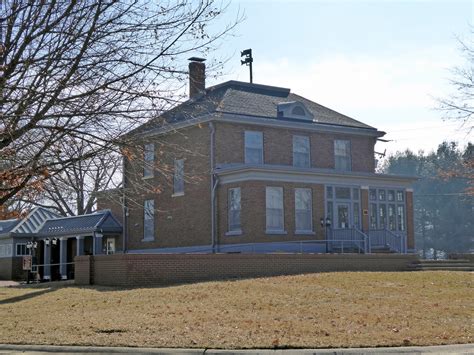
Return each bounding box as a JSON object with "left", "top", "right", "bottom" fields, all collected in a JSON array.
[{"left": 216, "top": 165, "right": 417, "bottom": 188}]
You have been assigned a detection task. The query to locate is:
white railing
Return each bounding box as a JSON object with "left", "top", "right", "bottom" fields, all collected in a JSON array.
[
  {"left": 204, "top": 238, "right": 368, "bottom": 254},
  {"left": 367, "top": 229, "right": 406, "bottom": 253},
  {"left": 327, "top": 228, "right": 368, "bottom": 254}
]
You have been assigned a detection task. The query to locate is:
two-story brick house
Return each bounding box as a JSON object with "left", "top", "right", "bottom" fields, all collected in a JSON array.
[{"left": 114, "top": 58, "right": 417, "bottom": 255}]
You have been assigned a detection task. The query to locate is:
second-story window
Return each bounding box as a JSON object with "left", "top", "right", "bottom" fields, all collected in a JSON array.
[
  {"left": 334, "top": 140, "right": 351, "bottom": 171},
  {"left": 244, "top": 131, "right": 263, "bottom": 164},
  {"left": 293, "top": 135, "right": 310, "bottom": 168},
  {"left": 173, "top": 159, "right": 184, "bottom": 195},
  {"left": 228, "top": 187, "right": 241, "bottom": 233},
  {"left": 143, "top": 199, "right": 154, "bottom": 241},
  {"left": 143, "top": 143, "right": 154, "bottom": 178}
]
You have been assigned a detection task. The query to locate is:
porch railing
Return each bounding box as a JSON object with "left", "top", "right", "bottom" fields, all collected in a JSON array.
[
  {"left": 328, "top": 228, "right": 369, "bottom": 254},
  {"left": 212, "top": 238, "right": 367, "bottom": 254},
  {"left": 367, "top": 229, "right": 406, "bottom": 253}
]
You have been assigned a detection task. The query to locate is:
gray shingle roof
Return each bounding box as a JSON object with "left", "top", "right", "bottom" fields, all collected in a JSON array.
[
  {"left": 37, "top": 210, "right": 122, "bottom": 237},
  {"left": 129, "top": 80, "right": 376, "bottom": 136},
  {"left": 13, "top": 207, "right": 60, "bottom": 234},
  {"left": 0, "top": 219, "right": 20, "bottom": 233}
]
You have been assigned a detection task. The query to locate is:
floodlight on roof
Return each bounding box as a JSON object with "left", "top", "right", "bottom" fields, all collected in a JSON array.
[{"left": 240, "top": 48, "right": 253, "bottom": 83}]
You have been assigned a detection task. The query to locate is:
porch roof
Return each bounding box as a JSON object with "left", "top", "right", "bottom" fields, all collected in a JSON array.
[{"left": 36, "top": 210, "right": 122, "bottom": 237}]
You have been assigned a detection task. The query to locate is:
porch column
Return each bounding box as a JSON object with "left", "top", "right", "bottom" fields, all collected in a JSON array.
[
  {"left": 59, "top": 237, "right": 68, "bottom": 280},
  {"left": 94, "top": 233, "right": 103, "bottom": 255},
  {"left": 43, "top": 240, "right": 51, "bottom": 281},
  {"left": 76, "top": 236, "right": 85, "bottom": 256}
]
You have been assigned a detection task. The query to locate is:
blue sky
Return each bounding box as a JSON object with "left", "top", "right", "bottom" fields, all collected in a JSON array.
[{"left": 206, "top": 0, "right": 473, "bottom": 156}]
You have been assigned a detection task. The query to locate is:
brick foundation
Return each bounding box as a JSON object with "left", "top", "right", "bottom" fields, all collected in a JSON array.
[{"left": 75, "top": 253, "right": 419, "bottom": 287}]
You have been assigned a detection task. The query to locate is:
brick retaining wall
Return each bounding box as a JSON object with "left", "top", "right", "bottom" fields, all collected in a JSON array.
[{"left": 75, "top": 253, "right": 419, "bottom": 287}]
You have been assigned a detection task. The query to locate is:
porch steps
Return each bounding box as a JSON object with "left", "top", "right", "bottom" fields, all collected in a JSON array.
[
  {"left": 410, "top": 259, "right": 474, "bottom": 271},
  {"left": 370, "top": 247, "right": 395, "bottom": 254},
  {"left": 329, "top": 247, "right": 363, "bottom": 254}
]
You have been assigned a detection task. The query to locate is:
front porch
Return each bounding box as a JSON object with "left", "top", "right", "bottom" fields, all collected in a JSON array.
[{"left": 28, "top": 210, "right": 122, "bottom": 281}]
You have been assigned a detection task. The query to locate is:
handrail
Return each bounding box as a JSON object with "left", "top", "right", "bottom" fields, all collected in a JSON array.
[
  {"left": 353, "top": 227, "right": 370, "bottom": 254},
  {"left": 368, "top": 229, "right": 405, "bottom": 253},
  {"left": 194, "top": 237, "right": 369, "bottom": 254}
]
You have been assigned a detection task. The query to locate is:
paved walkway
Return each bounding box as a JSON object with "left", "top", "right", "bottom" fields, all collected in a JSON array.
[
  {"left": 0, "top": 344, "right": 472, "bottom": 354},
  {"left": 0, "top": 280, "right": 20, "bottom": 287}
]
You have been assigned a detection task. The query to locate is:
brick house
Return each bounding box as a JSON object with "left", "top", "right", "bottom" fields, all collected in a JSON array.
[{"left": 103, "top": 58, "right": 417, "bottom": 255}]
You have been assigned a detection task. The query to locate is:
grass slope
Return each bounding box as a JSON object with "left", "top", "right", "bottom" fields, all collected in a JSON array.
[{"left": 0, "top": 271, "right": 472, "bottom": 349}]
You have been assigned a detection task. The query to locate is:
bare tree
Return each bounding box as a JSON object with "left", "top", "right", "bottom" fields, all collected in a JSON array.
[
  {"left": 438, "top": 28, "right": 474, "bottom": 133},
  {"left": 13, "top": 138, "right": 122, "bottom": 216},
  {"left": 0, "top": 0, "right": 238, "bottom": 206}
]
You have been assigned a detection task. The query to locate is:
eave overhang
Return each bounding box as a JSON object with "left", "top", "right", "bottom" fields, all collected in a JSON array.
[
  {"left": 215, "top": 164, "right": 418, "bottom": 188},
  {"left": 137, "top": 112, "right": 385, "bottom": 140}
]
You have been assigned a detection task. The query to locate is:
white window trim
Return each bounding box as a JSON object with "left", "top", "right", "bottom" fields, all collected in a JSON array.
[
  {"left": 265, "top": 186, "right": 286, "bottom": 234},
  {"left": 143, "top": 199, "right": 155, "bottom": 242},
  {"left": 15, "top": 243, "right": 31, "bottom": 256},
  {"left": 143, "top": 143, "right": 155, "bottom": 179},
  {"left": 225, "top": 230, "right": 243, "bottom": 236},
  {"left": 294, "top": 188, "right": 314, "bottom": 234},
  {"left": 227, "top": 187, "right": 242, "bottom": 235},
  {"left": 244, "top": 131, "right": 264, "bottom": 165},
  {"left": 292, "top": 135, "right": 311, "bottom": 168},
  {"left": 173, "top": 159, "right": 185, "bottom": 196},
  {"left": 334, "top": 139, "right": 352, "bottom": 172}
]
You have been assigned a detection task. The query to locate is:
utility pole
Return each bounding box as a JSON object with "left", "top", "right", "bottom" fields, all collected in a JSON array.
[{"left": 240, "top": 48, "right": 253, "bottom": 83}]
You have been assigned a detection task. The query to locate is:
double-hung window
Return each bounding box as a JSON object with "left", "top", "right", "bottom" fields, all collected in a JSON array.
[
  {"left": 295, "top": 188, "right": 312, "bottom": 232},
  {"left": 16, "top": 243, "right": 30, "bottom": 256},
  {"left": 173, "top": 159, "right": 184, "bottom": 195},
  {"left": 293, "top": 135, "right": 310, "bottom": 168},
  {"left": 266, "top": 187, "right": 284, "bottom": 233},
  {"left": 143, "top": 143, "right": 154, "bottom": 178},
  {"left": 228, "top": 188, "right": 241, "bottom": 233},
  {"left": 143, "top": 199, "right": 155, "bottom": 241},
  {"left": 244, "top": 131, "right": 263, "bottom": 164},
  {"left": 334, "top": 140, "right": 351, "bottom": 171}
]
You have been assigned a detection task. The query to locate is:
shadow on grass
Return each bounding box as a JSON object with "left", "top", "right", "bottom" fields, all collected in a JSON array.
[{"left": 0, "top": 288, "right": 55, "bottom": 305}]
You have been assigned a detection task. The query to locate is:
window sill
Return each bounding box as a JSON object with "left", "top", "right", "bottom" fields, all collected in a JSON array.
[
  {"left": 225, "top": 230, "right": 242, "bottom": 236},
  {"left": 141, "top": 238, "right": 154, "bottom": 242},
  {"left": 172, "top": 192, "right": 184, "bottom": 197},
  {"left": 142, "top": 175, "right": 154, "bottom": 180},
  {"left": 295, "top": 230, "right": 315, "bottom": 235},
  {"left": 265, "top": 230, "right": 287, "bottom": 235}
]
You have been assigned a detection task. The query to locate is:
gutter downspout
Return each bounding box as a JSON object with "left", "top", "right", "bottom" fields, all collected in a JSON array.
[{"left": 209, "top": 122, "right": 218, "bottom": 253}]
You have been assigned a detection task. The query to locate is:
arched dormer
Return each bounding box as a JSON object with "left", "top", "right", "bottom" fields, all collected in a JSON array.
[{"left": 277, "top": 101, "right": 315, "bottom": 121}]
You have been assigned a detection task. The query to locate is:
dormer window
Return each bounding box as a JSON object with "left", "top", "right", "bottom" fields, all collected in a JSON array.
[
  {"left": 277, "top": 101, "right": 314, "bottom": 121},
  {"left": 292, "top": 106, "right": 305, "bottom": 116}
]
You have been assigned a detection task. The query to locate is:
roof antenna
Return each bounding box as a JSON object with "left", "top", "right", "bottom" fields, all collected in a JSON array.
[{"left": 240, "top": 49, "right": 253, "bottom": 83}]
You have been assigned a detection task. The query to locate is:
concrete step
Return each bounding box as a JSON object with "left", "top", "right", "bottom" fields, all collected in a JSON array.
[
  {"left": 409, "top": 263, "right": 473, "bottom": 271},
  {"left": 418, "top": 267, "right": 473, "bottom": 271},
  {"left": 418, "top": 259, "right": 471, "bottom": 264}
]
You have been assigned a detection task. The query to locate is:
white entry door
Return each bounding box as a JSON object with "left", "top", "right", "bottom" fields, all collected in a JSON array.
[
  {"left": 336, "top": 203, "right": 350, "bottom": 229},
  {"left": 106, "top": 238, "right": 115, "bottom": 255}
]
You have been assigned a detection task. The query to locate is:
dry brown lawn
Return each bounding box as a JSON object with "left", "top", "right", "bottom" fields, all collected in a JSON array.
[{"left": 0, "top": 271, "right": 472, "bottom": 349}]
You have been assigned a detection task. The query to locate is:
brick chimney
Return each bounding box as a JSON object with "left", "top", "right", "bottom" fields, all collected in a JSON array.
[{"left": 188, "top": 57, "right": 206, "bottom": 99}]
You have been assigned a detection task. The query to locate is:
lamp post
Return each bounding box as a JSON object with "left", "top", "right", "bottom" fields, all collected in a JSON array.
[
  {"left": 320, "top": 217, "right": 332, "bottom": 253},
  {"left": 26, "top": 240, "right": 38, "bottom": 284}
]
